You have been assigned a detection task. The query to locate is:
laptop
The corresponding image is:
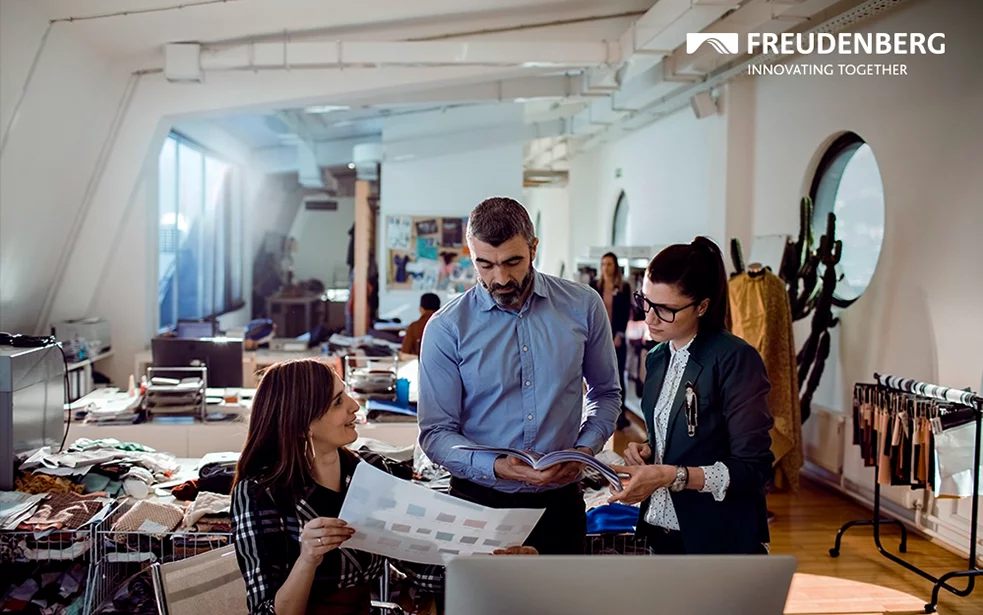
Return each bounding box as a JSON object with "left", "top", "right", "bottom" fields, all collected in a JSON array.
[{"left": 445, "top": 554, "right": 797, "bottom": 615}]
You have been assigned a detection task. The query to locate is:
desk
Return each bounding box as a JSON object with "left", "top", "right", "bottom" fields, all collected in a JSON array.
[
  {"left": 134, "top": 347, "right": 326, "bottom": 388},
  {"left": 66, "top": 420, "right": 420, "bottom": 456}
]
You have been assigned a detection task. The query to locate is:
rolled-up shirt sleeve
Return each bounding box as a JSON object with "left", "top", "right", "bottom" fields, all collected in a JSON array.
[
  {"left": 575, "top": 292, "right": 622, "bottom": 454},
  {"left": 699, "top": 462, "right": 731, "bottom": 502},
  {"left": 417, "top": 316, "right": 498, "bottom": 483}
]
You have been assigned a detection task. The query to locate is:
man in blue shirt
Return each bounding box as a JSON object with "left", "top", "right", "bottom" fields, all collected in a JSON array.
[{"left": 418, "top": 197, "right": 621, "bottom": 554}]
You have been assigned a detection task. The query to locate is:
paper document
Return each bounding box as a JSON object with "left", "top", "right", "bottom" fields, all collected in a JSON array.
[
  {"left": 453, "top": 445, "right": 624, "bottom": 491},
  {"left": 338, "top": 463, "right": 544, "bottom": 565}
]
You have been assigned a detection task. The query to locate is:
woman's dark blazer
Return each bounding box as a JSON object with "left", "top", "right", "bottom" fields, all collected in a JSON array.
[
  {"left": 637, "top": 328, "right": 775, "bottom": 554},
  {"left": 590, "top": 280, "right": 633, "bottom": 337}
]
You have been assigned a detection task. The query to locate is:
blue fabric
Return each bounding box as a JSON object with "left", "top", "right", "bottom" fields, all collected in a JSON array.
[
  {"left": 587, "top": 503, "right": 639, "bottom": 534},
  {"left": 418, "top": 269, "right": 621, "bottom": 493}
]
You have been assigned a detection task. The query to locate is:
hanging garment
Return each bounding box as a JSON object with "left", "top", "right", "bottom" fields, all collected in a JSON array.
[
  {"left": 728, "top": 270, "right": 803, "bottom": 491},
  {"left": 933, "top": 408, "right": 983, "bottom": 498}
]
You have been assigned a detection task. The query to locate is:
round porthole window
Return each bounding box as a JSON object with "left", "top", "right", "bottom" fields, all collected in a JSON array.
[{"left": 809, "top": 132, "right": 885, "bottom": 305}]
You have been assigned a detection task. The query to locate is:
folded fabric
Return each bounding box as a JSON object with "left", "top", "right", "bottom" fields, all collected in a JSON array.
[
  {"left": 587, "top": 503, "right": 639, "bottom": 534},
  {"left": 183, "top": 491, "right": 231, "bottom": 528},
  {"left": 15, "top": 473, "right": 83, "bottom": 495},
  {"left": 111, "top": 500, "right": 185, "bottom": 537},
  {"left": 198, "top": 462, "right": 235, "bottom": 495},
  {"left": 69, "top": 438, "right": 156, "bottom": 453},
  {"left": 171, "top": 479, "right": 199, "bottom": 501},
  {"left": 22, "top": 492, "right": 107, "bottom": 531}
]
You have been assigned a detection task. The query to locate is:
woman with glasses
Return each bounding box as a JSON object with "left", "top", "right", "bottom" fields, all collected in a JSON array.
[{"left": 607, "top": 237, "right": 775, "bottom": 555}]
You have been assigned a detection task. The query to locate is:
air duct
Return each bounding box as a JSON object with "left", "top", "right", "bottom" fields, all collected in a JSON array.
[{"left": 353, "top": 143, "right": 382, "bottom": 180}]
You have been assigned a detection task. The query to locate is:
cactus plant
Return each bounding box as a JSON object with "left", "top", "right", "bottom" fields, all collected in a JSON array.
[{"left": 777, "top": 200, "right": 845, "bottom": 422}]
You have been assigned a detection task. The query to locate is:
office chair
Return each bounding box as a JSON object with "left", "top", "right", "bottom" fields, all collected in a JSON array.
[{"left": 150, "top": 545, "right": 405, "bottom": 615}]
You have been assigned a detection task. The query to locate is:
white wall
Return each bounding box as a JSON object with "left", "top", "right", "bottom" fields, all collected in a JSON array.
[
  {"left": 567, "top": 104, "right": 728, "bottom": 270},
  {"left": 378, "top": 106, "right": 525, "bottom": 319},
  {"left": 750, "top": 0, "right": 983, "bottom": 543},
  {"left": 0, "top": 1, "right": 129, "bottom": 334},
  {"left": 523, "top": 186, "right": 571, "bottom": 278},
  {"left": 288, "top": 196, "right": 355, "bottom": 288}
]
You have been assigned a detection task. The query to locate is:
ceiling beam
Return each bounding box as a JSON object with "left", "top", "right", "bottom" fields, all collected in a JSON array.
[{"left": 181, "top": 40, "right": 619, "bottom": 74}]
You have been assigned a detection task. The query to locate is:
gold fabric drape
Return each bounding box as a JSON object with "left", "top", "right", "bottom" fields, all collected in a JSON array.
[{"left": 728, "top": 270, "right": 803, "bottom": 491}]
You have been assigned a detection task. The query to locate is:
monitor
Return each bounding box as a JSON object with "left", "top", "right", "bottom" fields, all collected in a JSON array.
[
  {"left": 445, "top": 554, "right": 797, "bottom": 615},
  {"left": 175, "top": 320, "right": 217, "bottom": 339},
  {"left": 151, "top": 337, "right": 243, "bottom": 388}
]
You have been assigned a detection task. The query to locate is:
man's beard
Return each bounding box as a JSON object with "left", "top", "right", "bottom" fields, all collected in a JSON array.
[{"left": 482, "top": 270, "right": 533, "bottom": 309}]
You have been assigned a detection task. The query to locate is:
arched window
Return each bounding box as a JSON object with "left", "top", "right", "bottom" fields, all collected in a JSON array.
[
  {"left": 611, "top": 191, "right": 628, "bottom": 246},
  {"left": 809, "top": 132, "right": 885, "bottom": 304}
]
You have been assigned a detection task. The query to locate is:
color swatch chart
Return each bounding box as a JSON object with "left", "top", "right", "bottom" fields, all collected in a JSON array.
[{"left": 338, "top": 463, "right": 544, "bottom": 565}]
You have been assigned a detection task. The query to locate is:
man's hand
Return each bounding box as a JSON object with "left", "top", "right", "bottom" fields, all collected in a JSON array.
[
  {"left": 606, "top": 464, "right": 676, "bottom": 505},
  {"left": 493, "top": 456, "right": 562, "bottom": 486},
  {"left": 547, "top": 446, "right": 595, "bottom": 486},
  {"left": 623, "top": 441, "right": 652, "bottom": 466}
]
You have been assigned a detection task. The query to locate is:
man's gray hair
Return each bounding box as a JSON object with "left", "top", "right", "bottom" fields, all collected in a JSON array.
[{"left": 466, "top": 197, "right": 536, "bottom": 247}]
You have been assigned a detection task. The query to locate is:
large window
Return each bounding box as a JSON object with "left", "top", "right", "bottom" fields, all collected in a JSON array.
[
  {"left": 809, "top": 132, "right": 885, "bottom": 304},
  {"left": 158, "top": 133, "right": 243, "bottom": 330}
]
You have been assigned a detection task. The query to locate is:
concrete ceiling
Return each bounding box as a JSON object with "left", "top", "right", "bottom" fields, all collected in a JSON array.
[
  {"left": 44, "top": 0, "right": 876, "bottom": 172},
  {"left": 33, "top": 0, "right": 654, "bottom": 59}
]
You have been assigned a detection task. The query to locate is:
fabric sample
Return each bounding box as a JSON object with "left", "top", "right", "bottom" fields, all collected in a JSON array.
[
  {"left": 183, "top": 491, "right": 232, "bottom": 528},
  {"left": 111, "top": 500, "right": 185, "bottom": 537}
]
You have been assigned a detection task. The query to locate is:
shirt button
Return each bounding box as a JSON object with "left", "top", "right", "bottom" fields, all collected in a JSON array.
[
  {"left": 522, "top": 346, "right": 528, "bottom": 352},
  {"left": 527, "top": 414, "right": 534, "bottom": 421},
  {"left": 519, "top": 314, "right": 523, "bottom": 319},
  {"left": 525, "top": 380, "right": 531, "bottom": 387}
]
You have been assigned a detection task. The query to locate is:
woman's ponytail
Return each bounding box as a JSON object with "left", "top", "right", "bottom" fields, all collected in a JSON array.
[{"left": 646, "top": 236, "right": 729, "bottom": 332}]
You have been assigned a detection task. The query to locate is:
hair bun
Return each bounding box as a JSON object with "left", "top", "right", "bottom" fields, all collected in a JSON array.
[{"left": 691, "top": 236, "right": 720, "bottom": 255}]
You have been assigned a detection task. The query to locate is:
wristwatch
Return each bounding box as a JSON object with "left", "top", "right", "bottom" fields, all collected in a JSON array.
[{"left": 669, "top": 466, "right": 689, "bottom": 492}]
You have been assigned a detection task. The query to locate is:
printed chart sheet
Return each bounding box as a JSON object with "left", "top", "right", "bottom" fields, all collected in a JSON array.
[{"left": 338, "top": 463, "right": 544, "bottom": 565}]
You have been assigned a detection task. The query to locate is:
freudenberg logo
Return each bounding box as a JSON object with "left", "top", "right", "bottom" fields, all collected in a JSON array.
[
  {"left": 686, "top": 33, "right": 740, "bottom": 55},
  {"left": 684, "top": 31, "right": 945, "bottom": 76}
]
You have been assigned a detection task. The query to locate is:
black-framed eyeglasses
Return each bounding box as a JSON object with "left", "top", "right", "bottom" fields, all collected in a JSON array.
[{"left": 633, "top": 291, "right": 698, "bottom": 323}]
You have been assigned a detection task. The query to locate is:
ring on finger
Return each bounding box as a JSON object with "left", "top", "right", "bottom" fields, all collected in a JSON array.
[{"left": 317, "top": 537, "right": 323, "bottom": 546}]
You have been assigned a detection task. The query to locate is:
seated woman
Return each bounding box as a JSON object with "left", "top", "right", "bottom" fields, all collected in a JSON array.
[
  {"left": 608, "top": 237, "right": 774, "bottom": 556},
  {"left": 232, "top": 358, "right": 531, "bottom": 615}
]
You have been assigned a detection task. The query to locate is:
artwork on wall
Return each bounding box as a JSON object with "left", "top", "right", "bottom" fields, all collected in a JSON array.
[{"left": 386, "top": 215, "right": 476, "bottom": 292}]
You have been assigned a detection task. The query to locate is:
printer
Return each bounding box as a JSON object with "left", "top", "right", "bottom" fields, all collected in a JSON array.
[{"left": 53, "top": 318, "right": 112, "bottom": 355}]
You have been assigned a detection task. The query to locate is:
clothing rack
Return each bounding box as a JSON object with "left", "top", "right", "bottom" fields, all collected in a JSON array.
[{"left": 830, "top": 373, "right": 982, "bottom": 613}]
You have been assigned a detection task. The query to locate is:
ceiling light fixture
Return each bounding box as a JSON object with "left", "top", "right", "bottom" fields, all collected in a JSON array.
[{"left": 304, "top": 105, "right": 350, "bottom": 114}]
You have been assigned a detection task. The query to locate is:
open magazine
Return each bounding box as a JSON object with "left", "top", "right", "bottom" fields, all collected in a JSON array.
[{"left": 453, "top": 445, "right": 623, "bottom": 492}]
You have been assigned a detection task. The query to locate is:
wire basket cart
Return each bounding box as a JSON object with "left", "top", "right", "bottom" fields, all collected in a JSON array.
[
  {"left": 585, "top": 531, "right": 651, "bottom": 556},
  {"left": 1, "top": 521, "right": 99, "bottom": 615},
  {"left": 86, "top": 500, "right": 231, "bottom": 615}
]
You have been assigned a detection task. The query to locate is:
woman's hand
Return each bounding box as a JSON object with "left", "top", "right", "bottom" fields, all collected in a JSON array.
[
  {"left": 623, "top": 441, "right": 652, "bottom": 466},
  {"left": 607, "top": 464, "right": 676, "bottom": 505},
  {"left": 298, "top": 517, "right": 355, "bottom": 567},
  {"left": 492, "top": 546, "right": 538, "bottom": 555}
]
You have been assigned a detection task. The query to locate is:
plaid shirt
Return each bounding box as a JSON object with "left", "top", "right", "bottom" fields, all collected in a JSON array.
[{"left": 232, "top": 449, "right": 443, "bottom": 614}]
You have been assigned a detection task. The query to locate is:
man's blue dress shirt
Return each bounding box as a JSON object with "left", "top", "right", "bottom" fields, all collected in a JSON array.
[{"left": 418, "top": 269, "right": 621, "bottom": 493}]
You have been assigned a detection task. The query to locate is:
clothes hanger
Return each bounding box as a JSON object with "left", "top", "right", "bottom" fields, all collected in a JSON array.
[{"left": 747, "top": 262, "right": 766, "bottom": 278}]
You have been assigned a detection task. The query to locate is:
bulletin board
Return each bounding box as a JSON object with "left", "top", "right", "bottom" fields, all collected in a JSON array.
[{"left": 386, "top": 215, "right": 477, "bottom": 292}]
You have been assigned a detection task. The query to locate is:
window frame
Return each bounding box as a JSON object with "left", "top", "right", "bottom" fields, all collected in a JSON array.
[
  {"left": 611, "top": 191, "right": 628, "bottom": 246},
  {"left": 808, "top": 131, "right": 883, "bottom": 307},
  {"left": 157, "top": 131, "right": 245, "bottom": 331}
]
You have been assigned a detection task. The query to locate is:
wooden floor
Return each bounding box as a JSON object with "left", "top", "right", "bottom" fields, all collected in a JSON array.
[{"left": 612, "top": 420, "right": 981, "bottom": 615}]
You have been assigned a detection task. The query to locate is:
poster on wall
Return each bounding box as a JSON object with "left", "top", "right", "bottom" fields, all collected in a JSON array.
[
  {"left": 387, "top": 215, "right": 475, "bottom": 292},
  {"left": 387, "top": 216, "right": 412, "bottom": 250}
]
